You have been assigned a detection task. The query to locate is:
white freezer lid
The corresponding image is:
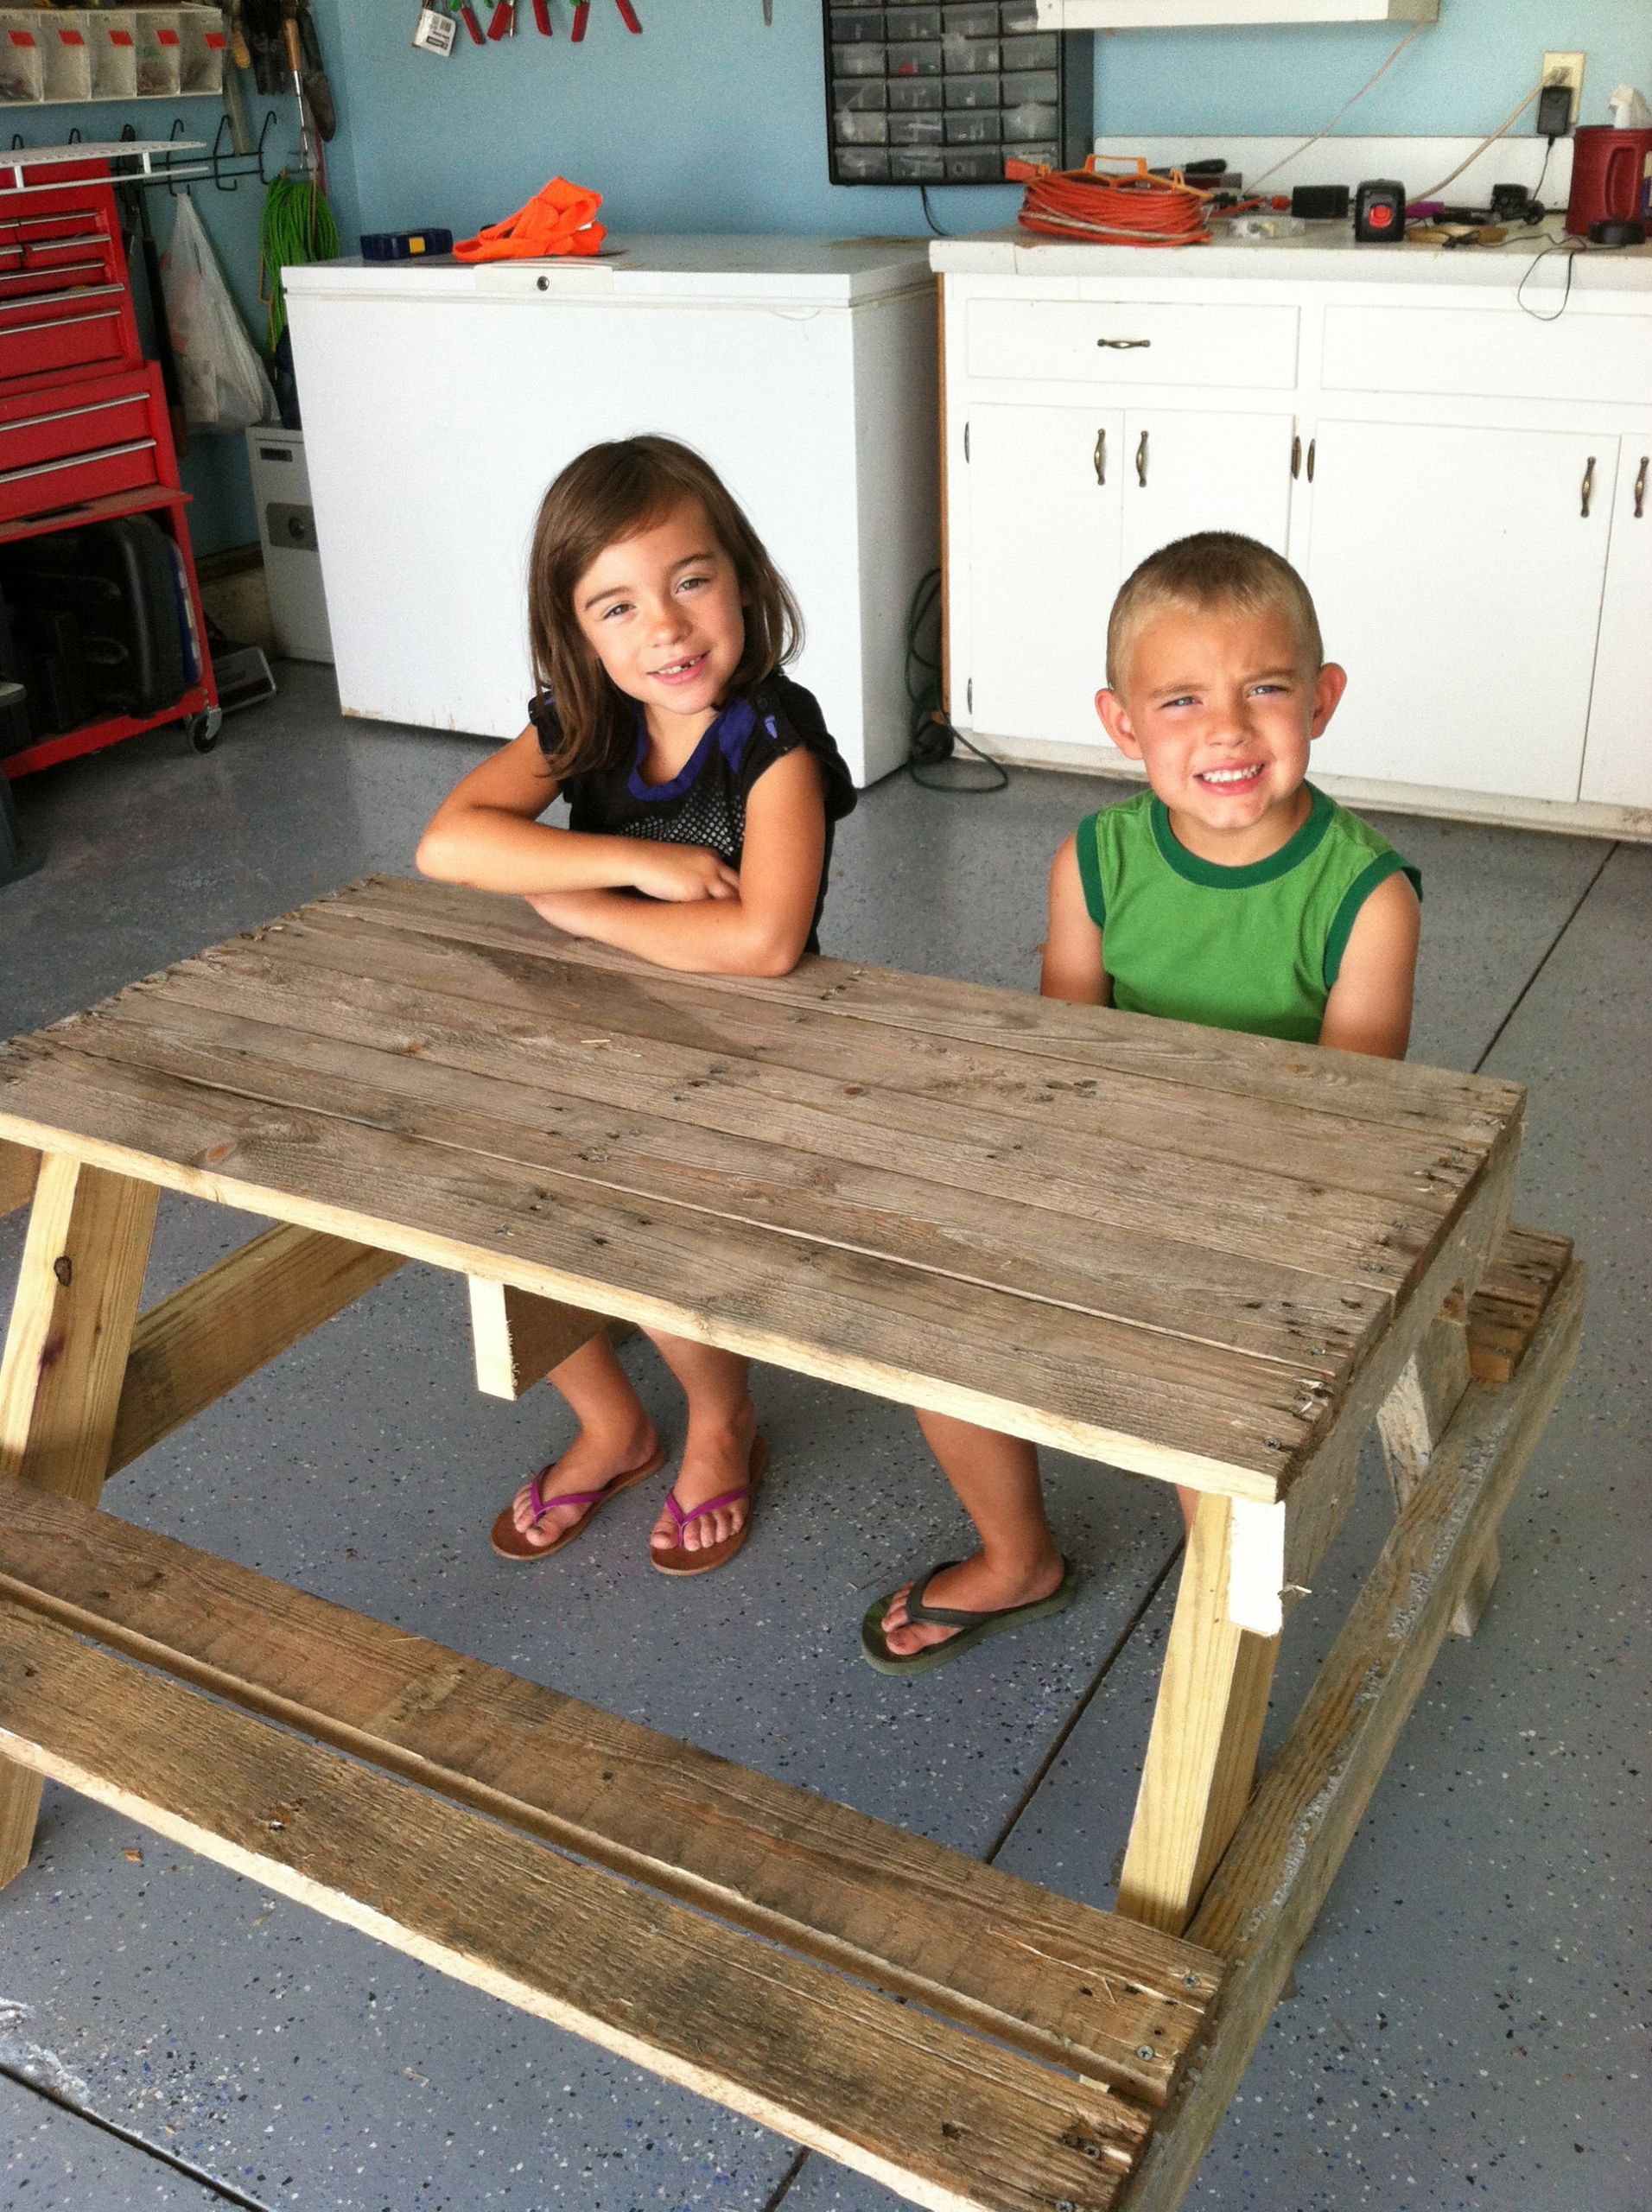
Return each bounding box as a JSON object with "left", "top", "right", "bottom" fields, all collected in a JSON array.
[{"left": 283, "top": 235, "right": 936, "bottom": 308}]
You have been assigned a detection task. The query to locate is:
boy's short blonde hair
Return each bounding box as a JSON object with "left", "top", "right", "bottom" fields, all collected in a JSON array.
[{"left": 1107, "top": 531, "right": 1325, "bottom": 694}]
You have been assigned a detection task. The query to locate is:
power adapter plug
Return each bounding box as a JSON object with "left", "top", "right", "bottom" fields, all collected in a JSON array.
[{"left": 1536, "top": 84, "right": 1572, "bottom": 137}]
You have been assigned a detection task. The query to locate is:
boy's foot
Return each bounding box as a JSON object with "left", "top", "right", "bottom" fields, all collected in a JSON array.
[
  {"left": 871, "top": 1549, "right": 1072, "bottom": 1662},
  {"left": 492, "top": 1421, "right": 664, "bottom": 1558},
  {"left": 649, "top": 1400, "right": 759, "bottom": 1562}
]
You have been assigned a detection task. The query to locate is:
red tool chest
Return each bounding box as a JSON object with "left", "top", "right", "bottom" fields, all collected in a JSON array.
[{"left": 0, "top": 156, "right": 219, "bottom": 779}]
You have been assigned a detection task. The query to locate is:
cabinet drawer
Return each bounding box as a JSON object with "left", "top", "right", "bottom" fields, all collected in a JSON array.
[
  {"left": 966, "top": 297, "right": 1299, "bottom": 388},
  {"left": 0, "top": 372, "right": 162, "bottom": 522},
  {"left": 1322, "top": 306, "right": 1652, "bottom": 410},
  {"left": 0, "top": 283, "right": 137, "bottom": 382}
]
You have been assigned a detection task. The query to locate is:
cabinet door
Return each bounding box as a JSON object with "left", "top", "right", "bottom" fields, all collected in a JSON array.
[
  {"left": 962, "top": 404, "right": 1124, "bottom": 747},
  {"left": 1121, "top": 409, "right": 1297, "bottom": 575},
  {"left": 1580, "top": 444, "right": 1652, "bottom": 808},
  {"left": 1305, "top": 421, "right": 1613, "bottom": 803}
]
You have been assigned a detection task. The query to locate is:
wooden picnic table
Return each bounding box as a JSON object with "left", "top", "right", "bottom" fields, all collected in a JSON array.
[{"left": 0, "top": 876, "right": 1583, "bottom": 2212}]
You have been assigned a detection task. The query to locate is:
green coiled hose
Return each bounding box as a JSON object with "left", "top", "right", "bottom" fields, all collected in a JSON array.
[{"left": 260, "top": 171, "right": 341, "bottom": 351}]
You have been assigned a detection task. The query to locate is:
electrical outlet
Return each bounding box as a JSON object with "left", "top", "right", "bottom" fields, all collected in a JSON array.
[{"left": 1541, "top": 51, "right": 1585, "bottom": 130}]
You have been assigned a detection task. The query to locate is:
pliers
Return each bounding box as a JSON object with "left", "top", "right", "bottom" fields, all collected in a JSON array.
[
  {"left": 454, "top": 0, "right": 486, "bottom": 43},
  {"left": 570, "top": 0, "right": 641, "bottom": 37},
  {"left": 531, "top": 0, "right": 552, "bottom": 26},
  {"left": 486, "top": 0, "right": 515, "bottom": 34}
]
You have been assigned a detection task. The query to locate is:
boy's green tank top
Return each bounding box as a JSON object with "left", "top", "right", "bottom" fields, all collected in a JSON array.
[{"left": 1074, "top": 784, "right": 1421, "bottom": 1045}]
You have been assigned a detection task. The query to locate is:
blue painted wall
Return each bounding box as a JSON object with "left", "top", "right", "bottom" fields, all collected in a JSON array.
[{"left": 12, "top": 0, "right": 1647, "bottom": 553}]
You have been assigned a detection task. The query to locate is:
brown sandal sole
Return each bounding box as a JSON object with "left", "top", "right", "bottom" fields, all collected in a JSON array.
[
  {"left": 650, "top": 1435, "right": 769, "bottom": 1578},
  {"left": 489, "top": 1443, "right": 668, "bottom": 1560}
]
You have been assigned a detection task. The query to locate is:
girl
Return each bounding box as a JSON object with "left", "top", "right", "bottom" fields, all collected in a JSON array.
[{"left": 417, "top": 435, "right": 855, "bottom": 1576}]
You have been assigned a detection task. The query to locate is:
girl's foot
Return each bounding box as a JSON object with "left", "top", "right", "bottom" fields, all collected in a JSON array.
[
  {"left": 649, "top": 1398, "right": 759, "bottom": 1560},
  {"left": 501, "top": 1417, "right": 663, "bottom": 1554},
  {"left": 878, "top": 1548, "right": 1067, "bottom": 1660}
]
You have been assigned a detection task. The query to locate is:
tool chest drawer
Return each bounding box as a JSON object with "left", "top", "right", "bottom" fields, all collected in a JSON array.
[
  {"left": 0, "top": 280, "right": 138, "bottom": 385},
  {"left": 965, "top": 296, "right": 1299, "bottom": 390},
  {"left": 0, "top": 365, "right": 163, "bottom": 523}
]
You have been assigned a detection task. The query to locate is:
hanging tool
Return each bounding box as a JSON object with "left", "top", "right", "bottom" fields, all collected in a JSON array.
[
  {"left": 571, "top": 0, "right": 640, "bottom": 37},
  {"left": 762, "top": 0, "right": 773, "bottom": 21},
  {"left": 457, "top": 0, "right": 486, "bottom": 42},
  {"left": 486, "top": 0, "right": 517, "bottom": 35},
  {"left": 532, "top": 0, "right": 553, "bottom": 28}
]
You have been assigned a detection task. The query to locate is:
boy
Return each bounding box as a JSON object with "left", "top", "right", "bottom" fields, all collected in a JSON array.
[{"left": 863, "top": 531, "right": 1422, "bottom": 1673}]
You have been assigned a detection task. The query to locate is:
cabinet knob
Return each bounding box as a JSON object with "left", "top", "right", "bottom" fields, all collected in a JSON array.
[
  {"left": 1580, "top": 455, "right": 1596, "bottom": 518},
  {"left": 1636, "top": 455, "right": 1648, "bottom": 520},
  {"left": 1306, "top": 437, "right": 1316, "bottom": 483},
  {"left": 1093, "top": 428, "right": 1106, "bottom": 485},
  {"left": 1135, "top": 429, "right": 1149, "bottom": 487},
  {"left": 1096, "top": 338, "right": 1151, "bottom": 350},
  {"left": 1292, "top": 435, "right": 1301, "bottom": 480}
]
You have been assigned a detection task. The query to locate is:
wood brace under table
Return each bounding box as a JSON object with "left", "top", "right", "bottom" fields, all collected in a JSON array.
[{"left": 0, "top": 878, "right": 1583, "bottom": 2212}]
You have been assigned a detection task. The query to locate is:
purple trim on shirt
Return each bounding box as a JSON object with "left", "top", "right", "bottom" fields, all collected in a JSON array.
[{"left": 626, "top": 696, "right": 759, "bottom": 804}]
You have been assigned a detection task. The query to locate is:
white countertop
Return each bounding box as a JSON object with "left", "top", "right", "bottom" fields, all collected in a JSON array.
[
  {"left": 284, "top": 235, "right": 936, "bottom": 308},
  {"left": 931, "top": 223, "right": 1652, "bottom": 296}
]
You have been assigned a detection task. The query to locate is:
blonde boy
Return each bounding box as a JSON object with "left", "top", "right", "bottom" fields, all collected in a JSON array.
[{"left": 864, "top": 532, "right": 1422, "bottom": 1674}]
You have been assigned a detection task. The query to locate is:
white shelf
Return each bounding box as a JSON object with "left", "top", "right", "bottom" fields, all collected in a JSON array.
[{"left": 1037, "top": 0, "right": 1437, "bottom": 24}]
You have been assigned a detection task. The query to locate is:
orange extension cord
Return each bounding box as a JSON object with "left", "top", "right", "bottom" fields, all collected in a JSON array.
[{"left": 1013, "top": 156, "right": 1216, "bottom": 247}]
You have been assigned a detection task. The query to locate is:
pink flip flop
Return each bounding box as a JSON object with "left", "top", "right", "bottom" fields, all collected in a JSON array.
[
  {"left": 490, "top": 1441, "right": 668, "bottom": 1560},
  {"left": 650, "top": 1435, "right": 769, "bottom": 1577}
]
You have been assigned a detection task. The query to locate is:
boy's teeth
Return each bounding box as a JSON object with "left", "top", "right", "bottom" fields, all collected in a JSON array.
[{"left": 1202, "top": 766, "right": 1261, "bottom": 785}]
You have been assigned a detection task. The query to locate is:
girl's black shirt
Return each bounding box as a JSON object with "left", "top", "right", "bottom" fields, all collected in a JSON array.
[{"left": 528, "top": 673, "right": 856, "bottom": 951}]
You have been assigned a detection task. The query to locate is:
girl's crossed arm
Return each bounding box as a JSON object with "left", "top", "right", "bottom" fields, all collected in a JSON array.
[
  {"left": 527, "top": 747, "right": 827, "bottom": 978},
  {"left": 416, "top": 726, "right": 740, "bottom": 905}
]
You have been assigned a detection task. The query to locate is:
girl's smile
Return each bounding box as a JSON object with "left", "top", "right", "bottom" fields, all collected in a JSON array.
[{"left": 574, "top": 498, "right": 747, "bottom": 748}]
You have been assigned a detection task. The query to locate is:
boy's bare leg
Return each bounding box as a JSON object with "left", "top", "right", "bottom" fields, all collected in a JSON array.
[
  {"left": 879, "top": 1411, "right": 1066, "bottom": 1659},
  {"left": 505, "top": 1332, "right": 661, "bottom": 1549},
  {"left": 645, "top": 1331, "right": 758, "bottom": 1556}
]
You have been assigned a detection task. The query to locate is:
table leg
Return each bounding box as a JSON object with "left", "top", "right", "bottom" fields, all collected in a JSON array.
[
  {"left": 1377, "top": 1305, "right": 1497, "bottom": 1637},
  {"left": 1118, "top": 1492, "right": 1280, "bottom": 1936},
  {"left": 0, "top": 1153, "right": 158, "bottom": 1885}
]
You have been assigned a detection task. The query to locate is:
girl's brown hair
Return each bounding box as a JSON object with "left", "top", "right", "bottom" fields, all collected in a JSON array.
[{"left": 526, "top": 435, "right": 804, "bottom": 781}]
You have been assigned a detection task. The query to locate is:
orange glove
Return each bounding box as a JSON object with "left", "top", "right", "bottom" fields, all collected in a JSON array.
[{"left": 454, "top": 175, "right": 606, "bottom": 261}]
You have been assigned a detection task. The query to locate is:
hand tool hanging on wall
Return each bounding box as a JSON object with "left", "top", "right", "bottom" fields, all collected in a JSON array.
[
  {"left": 532, "top": 0, "right": 554, "bottom": 29},
  {"left": 570, "top": 0, "right": 641, "bottom": 39},
  {"left": 486, "top": 0, "right": 518, "bottom": 38}
]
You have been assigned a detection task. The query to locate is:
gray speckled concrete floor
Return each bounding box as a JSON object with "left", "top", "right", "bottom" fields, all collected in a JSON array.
[{"left": 0, "top": 669, "right": 1646, "bottom": 2212}]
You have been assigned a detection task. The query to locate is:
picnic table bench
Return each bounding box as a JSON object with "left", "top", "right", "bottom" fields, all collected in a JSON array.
[{"left": 0, "top": 877, "right": 1583, "bottom": 2212}]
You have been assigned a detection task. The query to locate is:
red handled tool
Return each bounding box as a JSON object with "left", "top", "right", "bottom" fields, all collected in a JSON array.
[
  {"left": 570, "top": 0, "right": 639, "bottom": 35},
  {"left": 456, "top": 0, "right": 485, "bottom": 42},
  {"left": 531, "top": 0, "right": 552, "bottom": 27},
  {"left": 486, "top": 0, "right": 515, "bottom": 34}
]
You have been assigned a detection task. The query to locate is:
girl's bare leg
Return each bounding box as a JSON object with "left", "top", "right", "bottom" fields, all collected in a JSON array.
[
  {"left": 879, "top": 1410, "right": 1067, "bottom": 1659},
  {"left": 645, "top": 1330, "right": 758, "bottom": 1556},
  {"left": 505, "top": 1332, "right": 661, "bottom": 1549}
]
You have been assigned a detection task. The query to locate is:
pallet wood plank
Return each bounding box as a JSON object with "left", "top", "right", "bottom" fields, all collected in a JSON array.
[
  {"left": 109, "top": 1224, "right": 404, "bottom": 1474},
  {"left": 326, "top": 877, "right": 1521, "bottom": 1147},
  {"left": 0, "top": 1038, "right": 1313, "bottom": 1496},
  {"left": 1112, "top": 1263, "right": 1585, "bottom": 2212},
  {"left": 0, "top": 1139, "right": 37, "bottom": 1220},
  {"left": 0, "top": 1151, "right": 157, "bottom": 1884},
  {"left": 147, "top": 938, "right": 1412, "bottom": 1338},
  {"left": 65, "top": 995, "right": 1354, "bottom": 1415},
  {"left": 266, "top": 903, "right": 1493, "bottom": 1216},
  {"left": 1466, "top": 1226, "right": 1573, "bottom": 1382},
  {"left": 0, "top": 1473, "right": 1222, "bottom": 2104},
  {"left": 0, "top": 1599, "right": 1156, "bottom": 2212}
]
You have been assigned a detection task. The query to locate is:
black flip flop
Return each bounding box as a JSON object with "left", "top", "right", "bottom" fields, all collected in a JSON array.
[{"left": 859, "top": 1555, "right": 1080, "bottom": 1675}]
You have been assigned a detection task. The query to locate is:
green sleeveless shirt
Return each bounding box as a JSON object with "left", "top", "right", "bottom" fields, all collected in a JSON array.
[{"left": 1074, "top": 785, "right": 1421, "bottom": 1045}]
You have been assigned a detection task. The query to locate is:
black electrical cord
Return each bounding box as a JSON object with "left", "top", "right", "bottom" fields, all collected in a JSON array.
[
  {"left": 904, "top": 568, "right": 1008, "bottom": 793},
  {"left": 919, "top": 183, "right": 955, "bottom": 239}
]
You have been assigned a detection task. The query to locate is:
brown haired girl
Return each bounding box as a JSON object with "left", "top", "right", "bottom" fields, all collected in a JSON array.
[{"left": 417, "top": 435, "right": 854, "bottom": 1578}]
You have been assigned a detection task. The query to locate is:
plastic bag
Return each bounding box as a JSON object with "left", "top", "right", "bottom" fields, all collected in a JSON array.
[{"left": 162, "top": 196, "right": 276, "bottom": 431}]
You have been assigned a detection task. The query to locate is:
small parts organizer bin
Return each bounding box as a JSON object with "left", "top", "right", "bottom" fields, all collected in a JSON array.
[
  {"left": 0, "top": 10, "right": 227, "bottom": 106},
  {"left": 0, "top": 154, "right": 218, "bottom": 777}
]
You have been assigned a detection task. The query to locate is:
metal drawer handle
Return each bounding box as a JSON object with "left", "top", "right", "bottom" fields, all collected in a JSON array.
[
  {"left": 0, "top": 394, "right": 137, "bottom": 435},
  {"left": 1135, "top": 429, "right": 1149, "bottom": 487},
  {"left": 1, "top": 258, "right": 105, "bottom": 287},
  {"left": 0, "top": 308, "right": 121, "bottom": 337},
  {"left": 1636, "top": 455, "right": 1648, "bottom": 520},
  {"left": 0, "top": 436, "right": 155, "bottom": 486},
  {"left": 1093, "top": 428, "right": 1106, "bottom": 485},
  {"left": 1096, "top": 338, "right": 1151, "bottom": 349},
  {"left": 0, "top": 282, "right": 120, "bottom": 312},
  {"left": 1580, "top": 455, "right": 1595, "bottom": 518}
]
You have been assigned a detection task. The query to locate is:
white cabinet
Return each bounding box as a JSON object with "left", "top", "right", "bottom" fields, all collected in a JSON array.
[
  {"left": 1581, "top": 443, "right": 1652, "bottom": 809},
  {"left": 937, "top": 247, "right": 1652, "bottom": 832},
  {"left": 285, "top": 240, "right": 938, "bottom": 788},
  {"left": 1305, "top": 421, "right": 1613, "bottom": 804}
]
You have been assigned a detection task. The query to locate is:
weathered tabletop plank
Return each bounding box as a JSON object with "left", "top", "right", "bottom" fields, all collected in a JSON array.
[{"left": 0, "top": 1473, "right": 1221, "bottom": 2105}]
